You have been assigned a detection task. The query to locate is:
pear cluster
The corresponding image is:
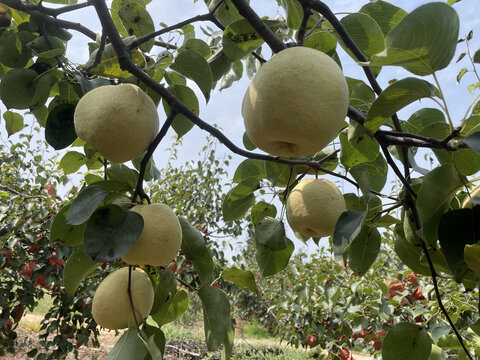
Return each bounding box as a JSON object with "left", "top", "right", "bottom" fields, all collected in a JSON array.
[{"left": 242, "top": 46, "right": 349, "bottom": 237}]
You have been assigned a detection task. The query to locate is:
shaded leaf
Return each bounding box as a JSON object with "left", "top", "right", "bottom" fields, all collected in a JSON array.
[
  {"left": 0, "top": 68, "right": 38, "bottom": 109},
  {"left": 162, "top": 85, "right": 199, "bottom": 138},
  {"left": 256, "top": 238, "right": 294, "bottom": 277},
  {"left": 45, "top": 103, "right": 77, "bottom": 150},
  {"left": 332, "top": 210, "right": 365, "bottom": 259},
  {"left": 50, "top": 204, "right": 86, "bottom": 247},
  {"left": 198, "top": 286, "right": 231, "bottom": 351},
  {"left": 106, "top": 328, "right": 148, "bottom": 360},
  {"left": 67, "top": 184, "right": 110, "bottom": 225},
  {"left": 63, "top": 246, "right": 100, "bottom": 295},
  {"left": 348, "top": 225, "right": 381, "bottom": 275},
  {"left": 3, "top": 111, "right": 24, "bottom": 137},
  {"left": 83, "top": 204, "right": 144, "bottom": 262},
  {"left": 255, "top": 217, "right": 286, "bottom": 251},
  {"left": 382, "top": 322, "right": 431, "bottom": 360},
  {"left": 170, "top": 49, "right": 213, "bottom": 102},
  {"left": 250, "top": 201, "right": 277, "bottom": 226},
  {"left": 417, "top": 164, "right": 463, "bottom": 247}
]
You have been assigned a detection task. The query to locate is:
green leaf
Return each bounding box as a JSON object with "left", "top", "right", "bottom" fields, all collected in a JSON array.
[
  {"left": 233, "top": 159, "right": 266, "bottom": 183},
  {"left": 0, "top": 32, "right": 31, "bottom": 68},
  {"left": 83, "top": 204, "right": 144, "bottom": 263},
  {"left": 473, "top": 49, "right": 480, "bottom": 64},
  {"left": 464, "top": 241, "right": 480, "bottom": 278},
  {"left": 67, "top": 184, "right": 110, "bottom": 226},
  {"left": 304, "top": 31, "right": 337, "bottom": 56},
  {"left": 106, "top": 164, "right": 138, "bottom": 190},
  {"left": 382, "top": 322, "right": 431, "bottom": 360},
  {"left": 339, "top": 12, "right": 385, "bottom": 59},
  {"left": 178, "top": 217, "right": 214, "bottom": 286},
  {"left": 181, "top": 38, "right": 212, "bottom": 59},
  {"left": 452, "top": 148, "right": 480, "bottom": 176},
  {"left": 170, "top": 50, "right": 213, "bottom": 102},
  {"left": 347, "top": 120, "right": 379, "bottom": 162},
  {"left": 348, "top": 224, "right": 381, "bottom": 276},
  {"left": 208, "top": 0, "right": 244, "bottom": 27},
  {"left": 256, "top": 238, "right": 294, "bottom": 277},
  {"left": 198, "top": 286, "right": 231, "bottom": 351},
  {"left": 464, "top": 131, "right": 480, "bottom": 155},
  {"left": 340, "top": 129, "right": 372, "bottom": 168},
  {"left": 208, "top": 49, "right": 232, "bottom": 82},
  {"left": 255, "top": 217, "right": 286, "bottom": 251},
  {"left": 45, "top": 103, "right": 77, "bottom": 150},
  {"left": 250, "top": 201, "right": 277, "bottom": 226},
  {"left": 369, "top": 3, "right": 459, "bottom": 76},
  {"left": 3, "top": 111, "right": 24, "bottom": 137},
  {"left": 438, "top": 208, "right": 480, "bottom": 281},
  {"left": 406, "top": 108, "right": 448, "bottom": 137},
  {"left": 222, "top": 19, "right": 280, "bottom": 61},
  {"left": 350, "top": 153, "right": 388, "bottom": 194},
  {"left": 417, "top": 164, "right": 463, "bottom": 247},
  {"left": 222, "top": 323, "right": 235, "bottom": 360},
  {"left": 63, "top": 246, "right": 100, "bottom": 295},
  {"left": 265, "top": 161, "right": 297, "bottom": 187},
  {"left": 150, "top": 269, "right": 176, "bottom": 315},
  {"left": 332, "top": 210, "right": 365, "bottom": 259},
  {"left": 394, "top": 231, "right": 432, "bottom": 276},
  {"left": 118, "top": 2, "right": 155, "bottom": 52},
  {"left": 0, "top": 68, "right": 38, "bottom": 109},
  {"left": 59, "top": 151, "right": 88, "bottom": 175},
  {"left": 222, "top": 178, "right": 258, "bottom": 221},
  {"left": 365, "top": 78, "right": 436, "bottom": 133},
  {"left": 162, "top": 85, "right": 199, "bottom": 138},
  {"left": 50, "top": 204, "right": 86, "bottom": 247},
  {"left": 359, "top": 0, "right": 407, "bottom": 36},
  {"left": 106, "top": 328, "right": 148, "bottom": 360},
  {"left": 222, "top": 267, "right": 258, "bottom": 294},
  {"left": 143, "top": 325, "right": 165, "bottom": 360},
  {"left": 151, "top": 289, "right": 189, "bottom": 327}
]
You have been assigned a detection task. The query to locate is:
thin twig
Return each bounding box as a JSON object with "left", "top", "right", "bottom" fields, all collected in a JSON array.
[
  {"left": 133, "top": 110, "right": 177, "bottom": 204},
  {"left": 85, "top": 32, "right": 107, "bottom": 73}
]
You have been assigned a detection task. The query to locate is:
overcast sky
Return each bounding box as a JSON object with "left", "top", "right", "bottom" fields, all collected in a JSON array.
[{"left": 1, "top": 0, "right": 480, "bottom": 254}]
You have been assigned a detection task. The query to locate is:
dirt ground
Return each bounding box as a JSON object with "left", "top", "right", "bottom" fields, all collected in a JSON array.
[{"left": 2, "top": 313, "right": 372, "bottom": 360}]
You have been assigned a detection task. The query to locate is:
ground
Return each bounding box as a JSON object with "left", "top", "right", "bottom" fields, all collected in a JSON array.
[{"left": 2, "top": 313, "right": 373, "bottom": 359}]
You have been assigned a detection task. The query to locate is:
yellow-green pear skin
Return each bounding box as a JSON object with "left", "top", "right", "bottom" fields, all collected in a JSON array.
[
  {"left": 242, "top": 46, "right": 349, "bottom": 157},
  {"left": 92, "top": 267, "right": 154, "bottom": 330},
  {"left": 74, "top": 84, "right": 159, "bottom": 163},
  {"left": 286, "top": 178, "right": 346, "bottom": 238},
  {"left": 122, "top": 203, "right": 182, "bottom": 266},
  {"left": 462, "top": 184, "right": 480, "bottom": 208}
]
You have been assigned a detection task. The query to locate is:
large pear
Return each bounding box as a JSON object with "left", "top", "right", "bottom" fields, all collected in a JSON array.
[
  {"left": 462, "top": 184, "right": 480, "bottom": 208},
  {"left": 286, "top": 178, "right": 346, "bottom": 238},
  {"left": 74, "top": 84, "right": 159, "bottom": 163},
  {"left": 92, "top": 267, "right": 154, "bottom": 330},
  {"left": 242, "top": 47, "right": 349, "bottom": 157},
  {"left": 122, "top": 203, "right": 182, "bottom": 266}
]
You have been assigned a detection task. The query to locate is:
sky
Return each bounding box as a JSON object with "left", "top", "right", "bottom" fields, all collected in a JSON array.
[{"left": 1, "top": 0, "right": 480, "bottom": 255}]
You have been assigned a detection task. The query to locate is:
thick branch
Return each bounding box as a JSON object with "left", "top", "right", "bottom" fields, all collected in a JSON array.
[
  {"left": 230, "top": 0, "right": 287, "bottom": 53},
  {"left": 2, "top": 0, "right": 96, "bottom": 40},
  {"left": 298, "top": 0, "right": 382, "bottom": 95}
]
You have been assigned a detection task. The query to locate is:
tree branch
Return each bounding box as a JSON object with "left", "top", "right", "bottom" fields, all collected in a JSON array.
[
  {"left": 297, "top": 3, "right": 312, "bottom": 46},
  {"left": 1, "top": 0, "right": 96, "bottom": 40},
  {"left": 230, "top": 0, "right": 287, "bottom": 53},
  {"left": 133, "top": 110, "right": 177, "bottom": 204}
]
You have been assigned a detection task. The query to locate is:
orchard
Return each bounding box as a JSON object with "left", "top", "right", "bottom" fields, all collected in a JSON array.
[{"left": 0, "top": 0, "right": 480, "bottom": 359}]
